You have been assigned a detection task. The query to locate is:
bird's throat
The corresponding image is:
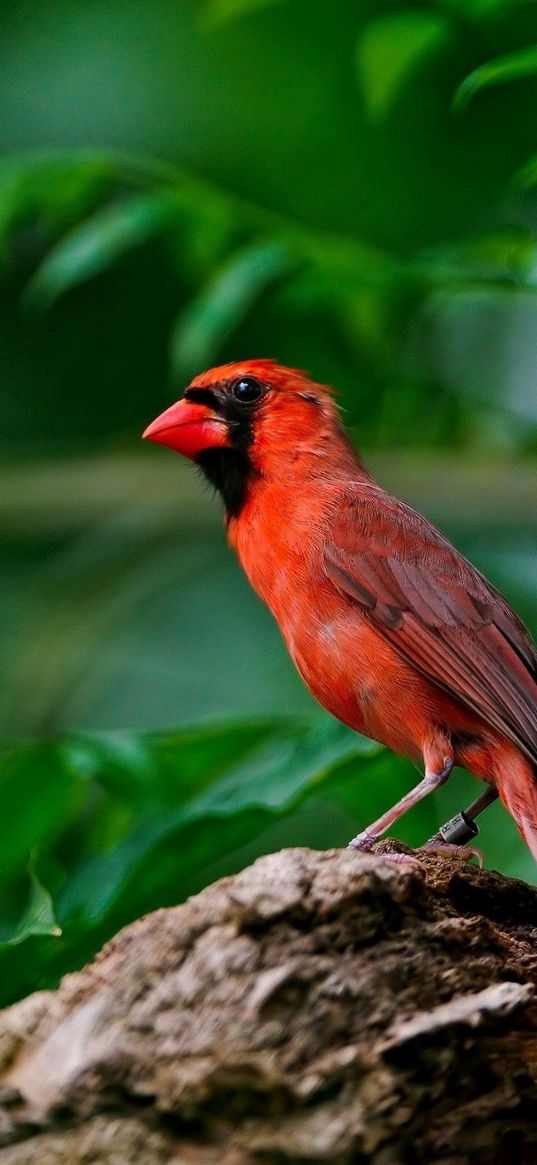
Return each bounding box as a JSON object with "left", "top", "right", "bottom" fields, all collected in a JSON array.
[{"left": 196, "top": 447, "right": 255, "bottom": 518}]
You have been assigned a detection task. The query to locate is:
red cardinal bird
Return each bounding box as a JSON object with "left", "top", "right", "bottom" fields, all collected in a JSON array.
[{"left": 144, "top": 360, "right": 537, "bottom": 859}]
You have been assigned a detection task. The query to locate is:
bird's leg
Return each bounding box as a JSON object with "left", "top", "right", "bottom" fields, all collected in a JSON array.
[
  {"left": 348, "top": 756, "right": 454, "bottom": 852},
  {"left": 420, "top": 785, "right": 499, "bottom": 866},
  {"left": 427, "top": 785, "right": 499, "bottom": 846}
]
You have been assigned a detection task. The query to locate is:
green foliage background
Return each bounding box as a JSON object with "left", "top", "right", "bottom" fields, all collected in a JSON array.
[{"left": 1, "top": 0, "right": 537, "bottom": 1005}]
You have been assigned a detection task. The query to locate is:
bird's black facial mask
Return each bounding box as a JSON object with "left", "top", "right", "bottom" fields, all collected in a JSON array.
[{"left": 184, "top": 376, "right": 267, "bottom": 516}]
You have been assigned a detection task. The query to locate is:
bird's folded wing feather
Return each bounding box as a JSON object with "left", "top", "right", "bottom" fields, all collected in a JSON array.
[{"left": 323, "top": 487, "right": 537, "bottom": 765}]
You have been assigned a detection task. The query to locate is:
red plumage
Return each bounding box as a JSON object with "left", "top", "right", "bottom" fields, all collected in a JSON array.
[{"left": 144, "top": 361, "right": 537, "bottom": 859}]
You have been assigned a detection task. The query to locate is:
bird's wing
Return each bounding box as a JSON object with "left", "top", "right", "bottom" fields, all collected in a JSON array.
[{"left": 323, "top": 486, "right": 537, "bottom": 765}]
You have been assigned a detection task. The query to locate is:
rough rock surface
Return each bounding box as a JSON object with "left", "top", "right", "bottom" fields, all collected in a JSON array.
[{"left": 0, "top": 846, "right": 536, "bottom": 1164}]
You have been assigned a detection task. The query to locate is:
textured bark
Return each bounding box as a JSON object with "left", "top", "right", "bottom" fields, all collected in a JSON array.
[{"left": 0, "top": 846, "right": 536, "bottom": 1164}]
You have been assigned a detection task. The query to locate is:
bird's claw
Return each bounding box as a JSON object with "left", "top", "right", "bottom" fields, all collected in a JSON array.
[{"left": 419, "top": 839, "right": 484, "bottom": 867}]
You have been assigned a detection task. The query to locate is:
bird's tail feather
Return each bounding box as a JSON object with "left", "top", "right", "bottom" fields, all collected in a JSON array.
[{"left": 494, "top": 749, "right": 537, "bottom": 861}]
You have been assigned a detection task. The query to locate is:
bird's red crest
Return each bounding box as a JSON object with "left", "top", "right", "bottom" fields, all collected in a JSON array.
[{"left": 190, "top": 358, "right": 336, "bottom": 397}]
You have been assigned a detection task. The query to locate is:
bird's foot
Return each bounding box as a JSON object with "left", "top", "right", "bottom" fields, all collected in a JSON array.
[
  {"left": 347, "top": 828, "right": 482, "bottom": 870},
  {"left": 419, "top": 839, "right": 484, "bottom": 867},
  {"left": 347, "top": 832, "right": 424, "bottom": 870},
  {"left": 347, "top": 829, "right": 377, "bottom": 852},
  {"left": 379, "top": 852, "right": 425, "bottom": 871}
]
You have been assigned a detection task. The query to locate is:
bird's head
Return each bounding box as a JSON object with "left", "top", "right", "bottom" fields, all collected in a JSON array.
[{"left": 143, "top": 359, "right": 357, "bottom": 516}]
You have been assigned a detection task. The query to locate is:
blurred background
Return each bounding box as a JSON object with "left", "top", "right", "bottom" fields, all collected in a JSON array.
[{"left": 1, "top": 0, "right": 537, "bottom": 1002}]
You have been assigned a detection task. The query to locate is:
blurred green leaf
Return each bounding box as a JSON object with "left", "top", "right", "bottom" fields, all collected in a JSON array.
[
  {"left": 0, "top": 150, "right": 402, "bottom": 326},
  {"left": 0, "top": 717, "right": 534, "bottom": 1008},
  {"left": 23, "top": 194, "right": 176, "bottom": 309},
  {"left": 404, "top": 286, "right": 537, "bottom": 427},
  {"left": 0, "top": 154, "right": 118, "bottom": 252},
  {"left": 433, "top": 0, "right": 536, "bottom": 19},
  {"left": 453, "top": 43, "right": 537, "bottom": 111},
  {"left": 515, "top": 152, "right": 537, "bottom": 189},
  {"left": 170, "top": 239, "right": 293, "bottom": 378},
  {"left": 58, "top": 718, "right": 377, "bottom": 926},
  {"left": 61, "top": 721, "right": 275, "bottom": 812},
  {"left": 0, "top": 743, "right": 80, "bottom": 884},
  {"left": 204, "top": 0, "right": 291, "bottom": 22},
  {"left": 356, "top": 11, "right": 452, "bottom": 120},
  {"left": 0, "top": 716, "right": 385, "bottom": 1005},
  {"left": 3, "top": 861, "right": 62, "bottom": 948},
  {"left": 416, "top": 227, "right": 537, "bottom": 284}
]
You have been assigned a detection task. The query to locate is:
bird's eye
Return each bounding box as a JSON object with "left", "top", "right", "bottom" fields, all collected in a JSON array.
[{"left": 231, "top": 376, "right": 264, "bottom": 403}]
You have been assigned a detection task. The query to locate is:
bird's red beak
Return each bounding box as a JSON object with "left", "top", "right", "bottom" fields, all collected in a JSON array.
[{"left": 142, "top": 398, "right": 230, "bottom": 460}]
